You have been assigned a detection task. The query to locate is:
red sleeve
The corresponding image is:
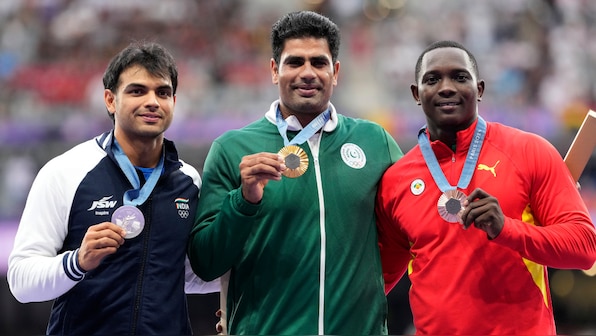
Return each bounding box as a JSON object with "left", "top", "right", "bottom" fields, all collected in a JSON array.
[
  {"left": 494, "top": 216, "right": 596, "bottom": 269},
  {"left": 492, "top": 134, "right": 596, "bottom": 269}
]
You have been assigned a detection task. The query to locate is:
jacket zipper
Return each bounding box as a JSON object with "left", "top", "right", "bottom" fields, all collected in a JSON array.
[
  {"left": 131, "top": 197, "right": 152, "bottom": 334},
  {"left": 309, "top": 134, "right": 326, "bottom": 335}
]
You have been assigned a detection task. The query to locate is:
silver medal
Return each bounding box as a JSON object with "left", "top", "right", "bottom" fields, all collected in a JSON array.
[{"left": 111, "top": 205, "right": 145, "bottom": 239}]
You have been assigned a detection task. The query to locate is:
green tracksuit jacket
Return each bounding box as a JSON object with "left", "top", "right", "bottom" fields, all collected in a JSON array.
[{"left": 189, "top": 101, "right": 403, "bottom": 335}]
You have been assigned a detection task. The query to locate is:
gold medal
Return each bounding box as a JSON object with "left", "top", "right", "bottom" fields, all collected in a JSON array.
[
  {"left": 437, "top": 189, "right": 467, "bottom": 224},
  {"left": 278, "top": 145, "right": 309, "bottom": 178}
]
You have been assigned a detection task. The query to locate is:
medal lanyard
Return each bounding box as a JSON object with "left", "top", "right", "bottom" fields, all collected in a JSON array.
[
  {"left": 113, "top": 140, "right": 164, "bottom": 206},
  {"left": 275, "top": 107, "right": 330, "bottom": 146},
  {"left": 418, "top": 117, "right": 487, "bottom": 192}
]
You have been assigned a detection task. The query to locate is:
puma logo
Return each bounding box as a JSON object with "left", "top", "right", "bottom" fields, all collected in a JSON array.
[{"left": 477, "top": 160, "right": 500, "bottom": 177}]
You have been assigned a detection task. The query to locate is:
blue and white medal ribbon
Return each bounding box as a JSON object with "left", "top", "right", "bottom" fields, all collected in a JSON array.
[
  {"left": 275, "top": 107, "right": 330, "bottom": 178},
  {"left": 418, "top": 117, "right": 487, "bottom": 223},
  {"left": 111, "top": 139, "right": 164, "bottom": 238}
]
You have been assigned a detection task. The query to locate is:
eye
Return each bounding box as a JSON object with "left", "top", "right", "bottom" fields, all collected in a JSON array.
[
  {"left": 157, "top": 89, "right": 172, "bottom": 97},
  {"left": 424, "top": 76, "right": 439, "bottom": 85},
  {"left": 286, "top": 58, "right": 304, "bottom": 67},
  {"left": 455, "top": 74, "right": 470, "bottom": 82},
  {"left": 311, "top": 59, "right": 329, "bottom": 68}
]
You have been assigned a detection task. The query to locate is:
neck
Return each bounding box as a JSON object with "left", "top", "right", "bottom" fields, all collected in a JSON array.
[
  {"left": 279, "top": 104, "right": 329, "bottom": 128},
  {"left": 114, "top": 132, "right": 163, "bottom": 168},
  {"left": 428, "top": 127, "right": 457, "bottom": 150},
  {"left": 427, "top": 117, "right": 478, "bottom": 150}
]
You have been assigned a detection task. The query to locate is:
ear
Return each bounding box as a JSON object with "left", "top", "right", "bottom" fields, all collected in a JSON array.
[
  {"left": 410, "top": 84, "right": 421, "bottom": 105},
  {"left": 271, "top": 58, "right": 279, "bottom": 85},
  {"left": 104, "top": 89, "right": 116, "bottom": 115},
  {"left": 332, "top": 61, "right": 340, "bottom": 86},
  {"left": 477, "top": 80, "right": 485, "bottom": 101}
]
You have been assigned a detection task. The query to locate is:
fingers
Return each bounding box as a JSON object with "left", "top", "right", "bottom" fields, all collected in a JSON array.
[
  {"left": 215, "top": 309, "right": 224, "bottom": 334},
  {"left": 460, "top": 188, "right": 504, "bottom": 239},
  {"left": 92, "top": 222, "right": 127, "bottom": 239},
  {"left": 240, "top": 152, "right": 285, "bottom": 181},
  {"left": 240, "top": 153, "right": 286, "bottom": 204},
  {"left": 464, "top": 188, "right": 490, "bottom": 203},
  {"left": 86, "top": 222, "right": 126, "bottom": 247},
  {"left": 78, "top": 222, "right": 127, "bottom": 271},
  {"left": 461, "top": 188, "right": 490, "bottom": 228}
]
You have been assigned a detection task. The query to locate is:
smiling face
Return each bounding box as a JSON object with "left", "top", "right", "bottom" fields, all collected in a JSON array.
[
  {"left": 411, "top": 47, "right": 484, "bottom": 142},
  {"left": 271, "top": 37, "right": 340, "bottom": 126},
  {"left": 104, "top": 64, "right": 175, "bottom": 145}
]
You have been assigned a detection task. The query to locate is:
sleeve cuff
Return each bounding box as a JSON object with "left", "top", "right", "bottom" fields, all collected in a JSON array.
[
  {"left": 231, "top": 189, "right": 260, "bottom": 216},
  {"left": 62, "top": 249, "right": 87, "bottom": 282}
]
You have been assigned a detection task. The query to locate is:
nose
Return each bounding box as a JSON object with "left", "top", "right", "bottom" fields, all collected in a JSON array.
[
  {"left": 299, "top": 62, "right": 316, "bottom": 80},
  {"left": 145, "top": 91, "right": 160, "bottom": 110},
  {"left": 437, "top": 78, "right": 456, "bottom": 96}
]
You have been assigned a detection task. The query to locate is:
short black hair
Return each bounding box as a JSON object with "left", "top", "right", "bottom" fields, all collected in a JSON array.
[
  {"left": 414, "top": 40, "right": 479, "bottom": 82},
  {"left": 102, "top": 41, "right": 178, "bottom": 121},
  {"left": 271, "top": 11, "right": 340, "bottom": 65}
]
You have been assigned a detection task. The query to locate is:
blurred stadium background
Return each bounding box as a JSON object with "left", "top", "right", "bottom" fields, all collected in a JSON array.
[{"left": 0, "top": 0, "right": 595, "bottom": 334}]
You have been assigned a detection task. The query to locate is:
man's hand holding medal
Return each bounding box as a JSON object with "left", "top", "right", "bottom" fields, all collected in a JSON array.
[
  {"left": 239, "top": 152, "right": 286, "bottom": 204},
  {"left": 78, "top": 222, "right": 126, "bottom": 272},
  {"left": 460, "top": 188, "right": 505, "bottom": 239}
]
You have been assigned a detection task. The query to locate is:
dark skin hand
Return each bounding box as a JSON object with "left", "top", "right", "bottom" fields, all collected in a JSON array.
[
  {"left": 461, "top": 188, "right": 505, "bottom": 239},
  {"left": 215, "top": 309, "right": 223, "bottom": 334}
]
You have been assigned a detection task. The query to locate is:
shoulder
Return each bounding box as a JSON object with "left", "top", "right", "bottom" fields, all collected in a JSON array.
[
  {"left": 42, "top": 138, "right": 106, "bottom": 176},
  {"left": 179, "top": 160, "right": 201, "bottom": 188},
  {"left": 337, "top": 114, "right": 382, "bottom": 127},
  {"left": 27, "top": 138, "right": 107, "bottom": 209},
  {"left": 214, "top": 117, "right": 273, "bottom": 144},
  {"left": 486, "top": 122, "right": 556, "bottom": 152},
  {"left": 336, "top": 115, "right": 391, "bottom": 136},
  {"left": 384, "top": 145, "right": 422, "bottom": 173}
]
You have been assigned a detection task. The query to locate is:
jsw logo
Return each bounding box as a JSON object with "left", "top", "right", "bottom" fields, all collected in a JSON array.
[{"left": 88, "top": 196, "right": 118, "bottom": 211}]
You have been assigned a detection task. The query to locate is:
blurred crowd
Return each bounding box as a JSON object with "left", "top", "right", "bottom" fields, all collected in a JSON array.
[
  {"left": 1, "top": 0, "right": 595, "bottom": 143},
  {"left": 0, "top": 0, "right": 595, "bottom": 334},
  {"left": 0, "top": 0, "right": 592, "bottom": 217}
]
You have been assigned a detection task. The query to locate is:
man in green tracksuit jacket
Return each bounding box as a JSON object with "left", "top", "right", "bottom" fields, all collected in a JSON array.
[{"left": 188, "top": 11, "right": 402, "bottom": 335}]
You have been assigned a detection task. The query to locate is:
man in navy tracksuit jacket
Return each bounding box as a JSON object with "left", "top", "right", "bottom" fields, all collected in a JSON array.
[{"left": 7, "top": 42, "right": 218, "bottom": 335}]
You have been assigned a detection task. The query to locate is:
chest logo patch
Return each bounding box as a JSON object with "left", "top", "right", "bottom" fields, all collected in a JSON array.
[
  {"left": 175, "top": 198, "right": 190, "bottom": 218},
  {"left": 477, "top": 160, "right": 500, "bottom": 177},
  {"left": 410, "top": 179, "right": 425, "bottom": 195},
  {"left": 88, "top": 195, "right": 118, "bottom": 211},
  {"left": 340, "top": 143, "right": 366, "bottom": 169}
]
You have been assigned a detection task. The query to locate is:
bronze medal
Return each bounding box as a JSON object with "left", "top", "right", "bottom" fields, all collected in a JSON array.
[
  {"left": 278, "top": 145, "right": 309, "bottom": 178},
  {"left": 437, "top": 189, "right": 467, "bottom": 224}
]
